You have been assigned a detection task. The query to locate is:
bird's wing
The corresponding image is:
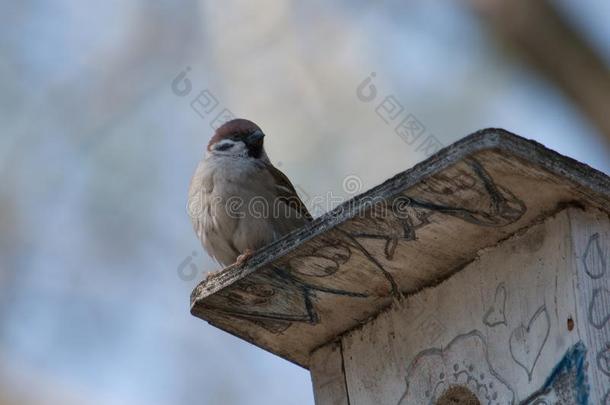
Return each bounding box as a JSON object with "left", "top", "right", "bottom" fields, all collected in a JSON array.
[{"left": 264, "top": 162, "right": 313, "bottom": 221}]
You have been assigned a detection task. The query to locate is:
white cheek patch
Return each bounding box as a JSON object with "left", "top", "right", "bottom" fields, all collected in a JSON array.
[
  {"left": 212, "top": 140, "right": 248, "bottom": 156},
  {"left": 214, "top": 140, "right": 236, "bottom": 151}
]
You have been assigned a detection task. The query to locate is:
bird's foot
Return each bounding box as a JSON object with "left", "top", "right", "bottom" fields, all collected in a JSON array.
[{"left": 235, "top": 249, "right": 255, "bottom": 266}]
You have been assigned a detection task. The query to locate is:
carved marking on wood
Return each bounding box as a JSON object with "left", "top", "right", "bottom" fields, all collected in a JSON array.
[
  {"left": 199, "top": 225, "right": 410, "bottom": 334},
  {"left": 597, "top": 343, "right": 610, "bottom": 377},
  {"left": 583, "top": 233, "right": 607, "bottom": 279},
  {"left": 403, "top": 158, "right": 527, "bottom": 227},
  {"left": 483, "top": 283, "right": 507, "bottom": 328},
  {"left": 348, "top": 158, "right": 527, "bottom": 261},
  {"left": 347, "top": 197, "right": 423, "bottom": 262},
  {"left": 520, "top": 342, "right": 589, "bottom": 405},
  {"left": 288, "top": 241, "right": 351, "bottom": 278},
  {"left": 419, "top": 170, "right": 477, "bottom": 195},
  {"left": 398, "top": 330, "right": 516, "bottom": 405},
  {"left": 283, "top": 232, "right": 399, "bottom": 299},
  {"left": 589, "top": 288, "right": 610, "bottom": 330},
  {"left": 339, "top": 230, "right": 400, "bottom": 296},
  {"left": 509, "top": 305, "right": 550, "bottom": 382},
  {"left": 202, "top": 265, "right": 370, "bottom": 334}
]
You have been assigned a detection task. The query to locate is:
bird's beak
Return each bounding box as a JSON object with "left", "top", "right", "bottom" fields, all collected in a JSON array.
[{"left": 248, "top": 130, "right": 265, "bottom": 144}]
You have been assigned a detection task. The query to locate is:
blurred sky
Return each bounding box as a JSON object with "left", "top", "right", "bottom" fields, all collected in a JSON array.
[{"left": 0, "top": 1, "right": 609, "bottom": 405}]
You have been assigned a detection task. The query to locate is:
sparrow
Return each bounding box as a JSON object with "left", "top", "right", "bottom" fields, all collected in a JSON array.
[{"left": 188, "top": 118, "right": 312, "bottom": 267}]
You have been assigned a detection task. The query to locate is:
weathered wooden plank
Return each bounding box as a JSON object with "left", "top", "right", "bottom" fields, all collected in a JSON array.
[
  {"left": 341, "top": 209, "right": 585, "bottom": 404},
  {"left": 568, "top": 208, "right": 610, "bottom": 404},
  {"left": 190, "top": 129, "right": 610, "bottom": 367},
  {"left": 310, "top": 342, "right": 349, "bottom": 405}
]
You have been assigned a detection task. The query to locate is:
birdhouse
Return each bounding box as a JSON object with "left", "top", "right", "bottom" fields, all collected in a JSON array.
[{"left": 191, "top": 129, "right": 610, "bottom": 404}]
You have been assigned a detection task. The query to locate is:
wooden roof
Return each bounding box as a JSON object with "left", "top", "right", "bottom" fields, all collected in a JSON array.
[{"left": 190, "top": 128, "right": 610, "bottom": 368}]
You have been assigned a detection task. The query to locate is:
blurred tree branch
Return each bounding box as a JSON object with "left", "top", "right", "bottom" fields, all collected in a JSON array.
[{"left": 469, "top": 0, "right": 610, "bottom": 144}]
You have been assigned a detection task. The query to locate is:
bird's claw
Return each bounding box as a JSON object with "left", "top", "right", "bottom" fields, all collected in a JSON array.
[{"left": 235, "top": 249, "right": 255, "bottom": 266}]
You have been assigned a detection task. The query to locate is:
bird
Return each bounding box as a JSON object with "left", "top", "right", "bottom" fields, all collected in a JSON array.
[{"left": 188, "top": 118, "right": 312, "bottom": 267}]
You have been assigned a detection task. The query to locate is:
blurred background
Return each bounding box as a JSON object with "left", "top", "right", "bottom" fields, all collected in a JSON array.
[{"left": 1, "top": 1, "right": 609, "bottom": 404}]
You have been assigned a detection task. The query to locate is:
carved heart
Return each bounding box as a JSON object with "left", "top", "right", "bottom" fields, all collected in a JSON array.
[
  {"left": 509, "top": 306, "right": 550, "bottom": 381},
  {"left": 483, "top": 283, "right": 507, "bottom": 327}
]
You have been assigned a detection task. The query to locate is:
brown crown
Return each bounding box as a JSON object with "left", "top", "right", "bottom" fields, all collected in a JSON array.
[{"left": 207, "top": 119, "right": 262, "bottom": 151}]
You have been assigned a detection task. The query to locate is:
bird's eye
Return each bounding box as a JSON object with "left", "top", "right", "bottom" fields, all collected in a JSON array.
[{"left": 215, "top": 142, "right": 233, "bottom": 151}]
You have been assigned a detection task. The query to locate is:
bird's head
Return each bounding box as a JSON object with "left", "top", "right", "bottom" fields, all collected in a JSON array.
[{"left": 207, "top": 119, "right": 268, "bottom": 161}]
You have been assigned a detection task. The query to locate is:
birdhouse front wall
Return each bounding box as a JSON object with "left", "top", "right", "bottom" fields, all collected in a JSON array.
[{"left": 310, "top": 207, "right": 610, "bottom": 404}]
